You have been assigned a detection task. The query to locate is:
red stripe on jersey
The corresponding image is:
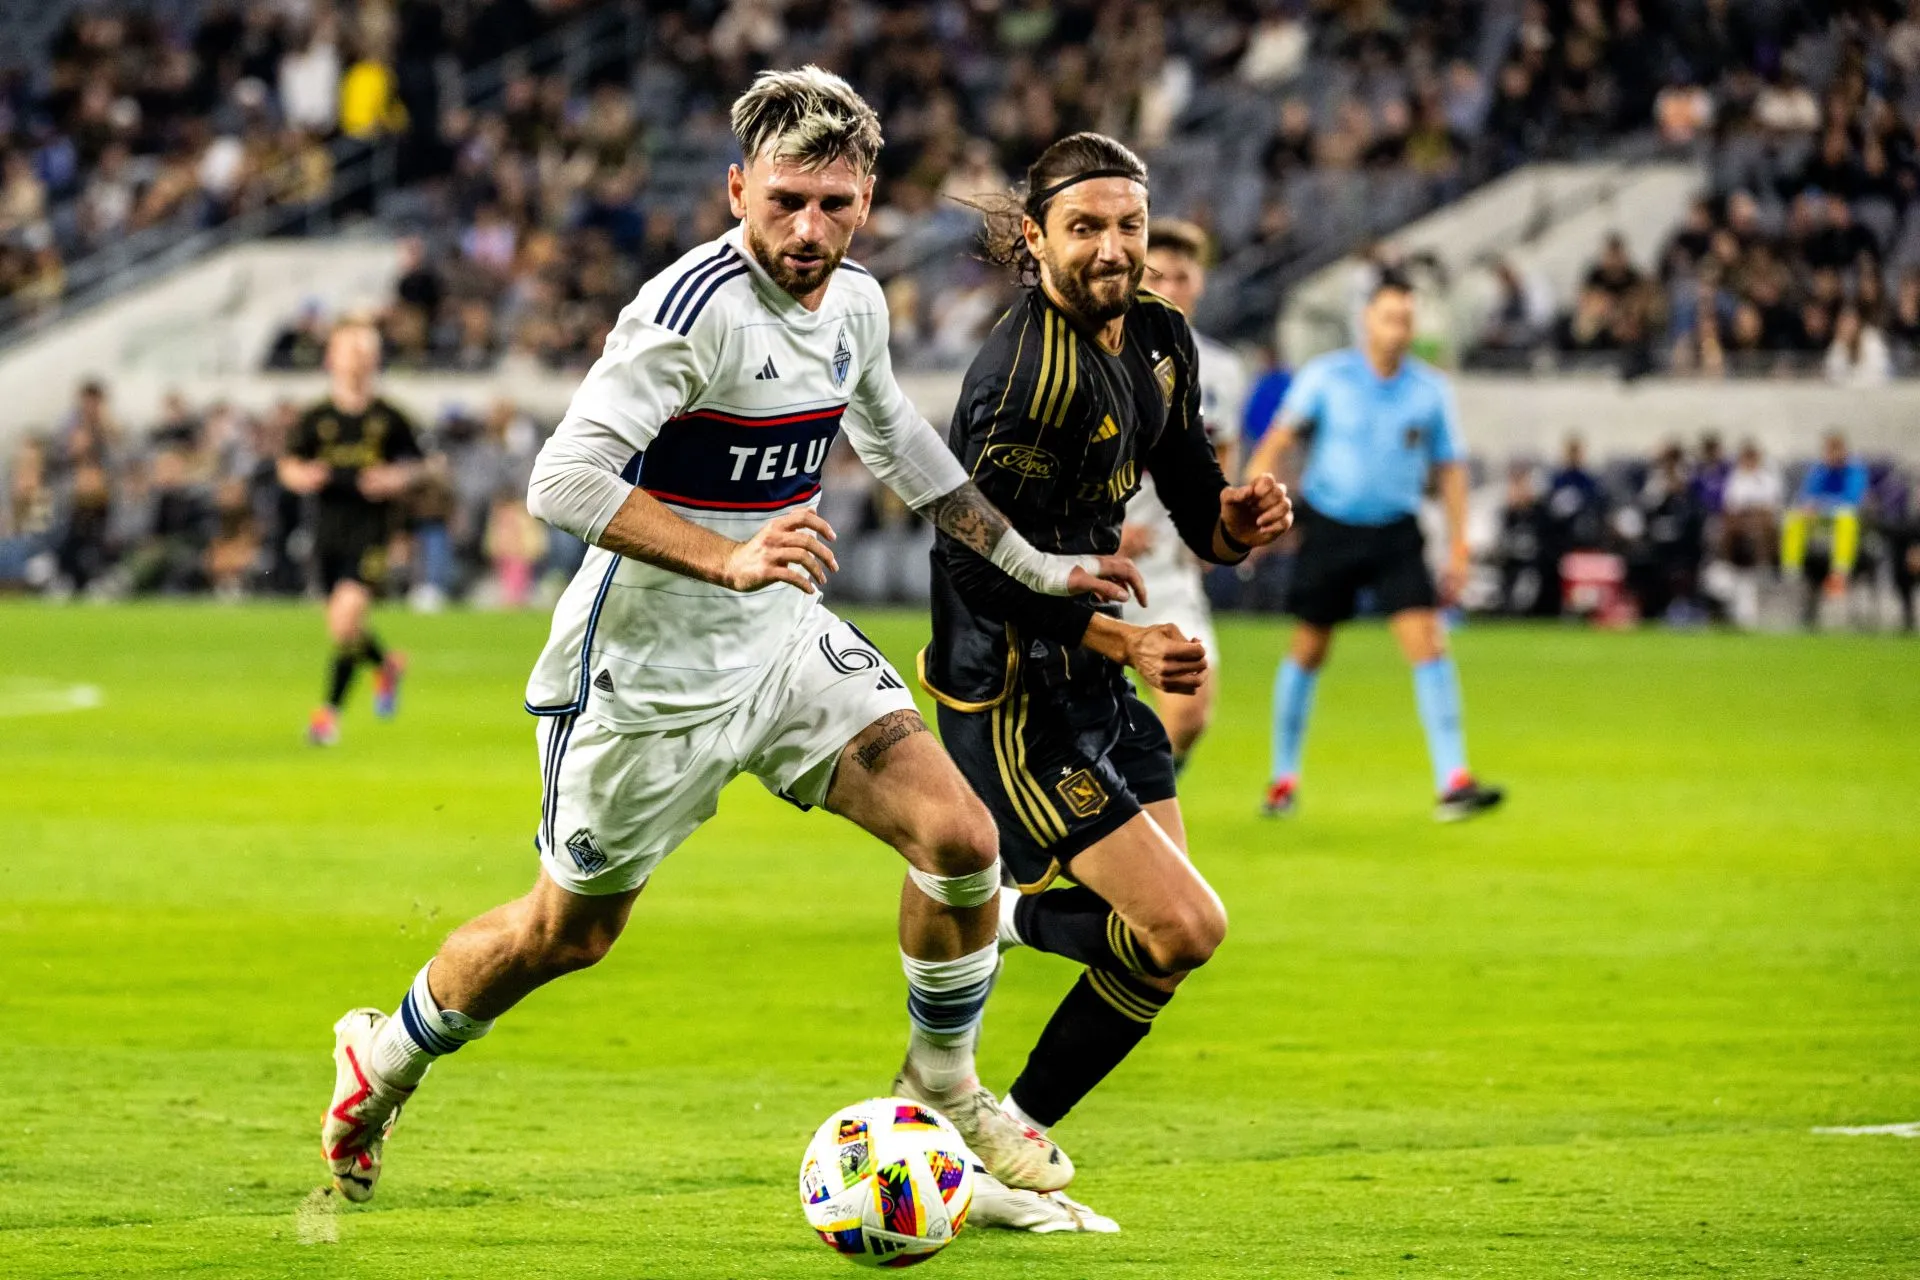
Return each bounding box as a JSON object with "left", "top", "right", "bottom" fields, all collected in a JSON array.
[
  {"left": 643, "top": 485, "right": 822, "bottom": 511},
  {"left": 665, "top": 405, "right": 847, "bottom": 429}
]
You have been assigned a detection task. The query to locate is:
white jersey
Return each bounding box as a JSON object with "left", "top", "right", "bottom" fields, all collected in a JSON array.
[
  {"left": 525, "top": 226, "right": 960, "bottom": 732},
  {"left": 1127, "top": 330, "right": 1248, "bottom": 577}
]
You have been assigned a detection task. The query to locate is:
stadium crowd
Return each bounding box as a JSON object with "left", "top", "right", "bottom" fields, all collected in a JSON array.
[
  {"left": 5, "top": 377, "right": 1915, "bottom": 634},
  {"left": 0, "top": 0, "right": 582, "bottom": 321},
  {"left": 1475, "top": 2, "right": 1920, "bottom": 378}
]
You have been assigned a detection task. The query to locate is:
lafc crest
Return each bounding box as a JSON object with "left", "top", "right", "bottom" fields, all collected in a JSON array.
[
  {"left": 1151, "top": 355, "right": 1177, "bottom": 404},
  {"left": 1055, "top": 767, "right": 1110, "bottom": 819}
]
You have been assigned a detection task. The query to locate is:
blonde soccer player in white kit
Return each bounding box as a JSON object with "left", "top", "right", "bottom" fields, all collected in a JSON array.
[
  {"left": 1119, "top": 220, "right": 1248, "bottom": 770},
  {"left": 320, "top": 68, "right": 1146, "bottom": 1207}
]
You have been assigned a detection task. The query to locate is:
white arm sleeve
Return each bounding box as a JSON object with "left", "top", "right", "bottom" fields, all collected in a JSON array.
[
  {"left": 526, "top": 414, "right": 639, "bottom": 543},
  {"left": 842, "top": 306, "right": 968, "bottom": 507},
  {"left": 524, "top": 302, "right": 711, "bottom": 544}
]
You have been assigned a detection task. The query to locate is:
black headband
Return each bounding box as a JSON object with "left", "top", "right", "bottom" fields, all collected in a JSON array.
[{"left": 1025, "top": 167, "right": 1148, "bottom": 217}]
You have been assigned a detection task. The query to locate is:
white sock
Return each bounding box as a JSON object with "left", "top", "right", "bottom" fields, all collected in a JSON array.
[
  {"left": 1002, "top": 1094, "right": 1049, "bottom": 1136},
  {"left": 901, "top": 942, "right": 999, "bottom": 1096},
  {"left": 372, "top": 962, "right": 493, "bottom": 1089}
]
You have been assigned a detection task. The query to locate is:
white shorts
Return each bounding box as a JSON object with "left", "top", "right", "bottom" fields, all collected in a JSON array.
[
  {"left": 533, "top": 615, "right": 917, "bottom": 895},
  {"left": 1122, "top": 564, "right": 1218, "bottom": 668}
]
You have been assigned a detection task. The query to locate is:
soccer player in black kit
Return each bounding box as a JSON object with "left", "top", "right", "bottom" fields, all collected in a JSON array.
[
  {"left": 277, "top": 320, "right": 422, "bottom": 745},
  {"left": 909, "top": 133, "right": 1294, "bottom": 1230}
]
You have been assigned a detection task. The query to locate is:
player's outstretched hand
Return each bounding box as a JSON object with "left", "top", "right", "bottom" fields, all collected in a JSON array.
[
  {"left": 726, "top": 509, "right": 838, "bottom": 594},
  {"left": 1068, "top": 555, "right": 1148, "bottom": 607},
  {"left": 1123, "top": 622, "right": 1206, "bottom": 695},
  {"left": 1219, "top": 474, "right": 1294, "bottom": 548}
]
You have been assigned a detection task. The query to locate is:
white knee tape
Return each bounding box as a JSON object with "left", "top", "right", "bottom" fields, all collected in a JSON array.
[{"left": 907, "top": 860, "right": 1003, "bottom": 908}]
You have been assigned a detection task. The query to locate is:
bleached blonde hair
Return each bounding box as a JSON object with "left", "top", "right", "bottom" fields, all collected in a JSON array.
[{"left": 730, "top": 66, "right": 883, "bottom": 175}]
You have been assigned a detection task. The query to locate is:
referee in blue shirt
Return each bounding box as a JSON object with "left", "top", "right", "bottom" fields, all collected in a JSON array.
[{"left": 1243, "top": 274, "right": 1503, "bottom": 821}]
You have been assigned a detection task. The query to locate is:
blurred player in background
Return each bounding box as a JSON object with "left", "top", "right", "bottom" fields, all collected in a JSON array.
[
  {"left": 1781, "top": 430, "right": 1869, "bottom": 623},
  {"left": 924, "top": 133, "right": 1292, "bottom": 1231},
  {"left": 319, "top": 68, "right": 1143, "bottom": 1208},
  {"left": 1118, "top": 219, "right": 1247, "bottom": 772},
  {"left": 276, "top": 320, "right": 419, "bottom": 746},
  {"left": 1245, "top": 275, "right": 1503, "bottom": 822}
]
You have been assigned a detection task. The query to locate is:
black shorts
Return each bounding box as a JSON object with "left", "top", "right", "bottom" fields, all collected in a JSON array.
[
  {"left": 316, "top": 532, "right": 388, "bottom": 593},
  {"left": 1286, "top": 502, "right": 1436, "bottom": 626},
  {"left": 937, "top": 670, "right": 1176, "bottom": 892}
]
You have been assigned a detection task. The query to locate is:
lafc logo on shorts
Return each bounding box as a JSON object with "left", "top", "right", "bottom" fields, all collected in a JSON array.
[
  {"left": 565, "top": 828, "right": 607, "bottom": 875},
  {"left": 985, "top": 443, "right": 1059, "bottom": 479},
  {"left": 1054, "top": 768, "right": 1109, "bottom": 819}
]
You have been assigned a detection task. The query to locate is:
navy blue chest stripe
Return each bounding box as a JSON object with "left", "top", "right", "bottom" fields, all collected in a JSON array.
[
  {"left": 667, "top": 263, "right": 750, "bottom": 335},
  {"left": 654, "top": 246, "right": 735, "bottom": 327}
]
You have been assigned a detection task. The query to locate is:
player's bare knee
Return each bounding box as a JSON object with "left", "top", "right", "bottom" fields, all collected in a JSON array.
[
  {"left": 1145, "top": 901, "right": 1227, "bottom": 973},
  {"left": 924, "top": 804, "right": 999, "bottom": 879}
]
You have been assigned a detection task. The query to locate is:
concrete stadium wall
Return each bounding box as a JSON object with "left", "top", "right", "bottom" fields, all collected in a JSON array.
[{"left": 0, "top": 238, "right": 400, "bottom": 431}]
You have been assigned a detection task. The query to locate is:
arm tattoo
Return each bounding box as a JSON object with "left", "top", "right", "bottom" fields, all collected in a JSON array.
[
  {"left": 918, "top": 481, "right": 1010, "bottom": 557},
  {"left": 854, "top": 709, "right": 929, "bottom": 772}
]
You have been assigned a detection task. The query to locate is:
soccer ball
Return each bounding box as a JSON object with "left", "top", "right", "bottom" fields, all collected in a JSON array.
[{"left": 798, "top": 1096, "right": 976, "bottom": 1267}]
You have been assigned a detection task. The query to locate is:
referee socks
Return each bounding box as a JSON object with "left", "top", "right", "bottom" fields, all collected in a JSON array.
[{"left": 1412, "top": 656, "right": 1470, "bottom": 794}]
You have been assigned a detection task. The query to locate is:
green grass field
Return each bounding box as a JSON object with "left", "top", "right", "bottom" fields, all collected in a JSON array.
[{"left": 1, "top": 603, "right": 1915, "bottom": 1278}]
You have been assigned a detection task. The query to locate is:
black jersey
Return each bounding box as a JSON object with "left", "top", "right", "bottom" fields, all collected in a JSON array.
[
  {"left": 286, "top": 397, "right": 422, "bottom": 547},
  {"left": 925, "top": 286, "right": 1233, "bottom": 708}
]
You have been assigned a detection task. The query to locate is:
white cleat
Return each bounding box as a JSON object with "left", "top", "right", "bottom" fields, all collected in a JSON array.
[
  {"left": 966, "top": 1165, "right": 1120, "bottom": 1233},
  {"left": 892, "top": 1069, "right": 1074, "bottom": 1193},
  {"left": 996, "top": 886, "right": 1025, "bottom": 952},
  {"left": 322, "top": 1008, "right": 413, "bottom": 1203}
]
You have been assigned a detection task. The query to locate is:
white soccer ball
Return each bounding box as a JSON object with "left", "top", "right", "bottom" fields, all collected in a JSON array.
[{"left": 798, "top": 1096, "right": 976, "bottom": 1268}]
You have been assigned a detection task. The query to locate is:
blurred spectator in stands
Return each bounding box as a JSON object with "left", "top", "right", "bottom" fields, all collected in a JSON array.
[
  {"left": 1, "top": 437, "right": 56, "bottom": 586},
  {"left": 1477, "top": 259, "right": 1551, "bottom": 353},
  {"left": 1556, "top": 284, "right": 1623, "bottom": 353},
  {"left": 1262, "top": 98, "right": 1315, "bottom": 182},
  {"left": 1875, "top": 463, "right": 1920, "bottom": 633},
  {"left": 1689, "top": 433, "right": 1731, "bottom": 514},
  {"left": 127, "top": 444, "right": 211, "bottom": 593},
  {"left": 205, "top": 476, "right": 261, "bottom": 599},
  {"left": 280, "top": 12, "right": 342, "bottom": 135},
  {"left": 1655, "top": 75, "right": 1714, "bottom": 147},
  {"left": 55, "top": 450, "right": 114, "bottom": 594},
  {"left": 1824, "top": 304, "right": 1892, "bottom": 388},
  {"left": 1586, "top": 234, "right": 1644, "bottom": 300},
  {"left": 1547, "top": 435, "right": 1608, "bottom": 555},
  {"left": 1627, "top": 444, "right": 1707, "bottom": 623},
  {"left": 1716, "top": 439, "right": 1783, "bottom": 628},
  {"left": 1782, "top": 431, "right": 1869, "bottom": 616},
  {"left": 1495, "top": 461, "right": 1554, "bottom": 615},
  {"left": 340, "top": 36, "right": 407, "bottom": 141},
  {"left": 267, "top": 300, "right": 330, "bottom": 371},
  {"left": 394, "top": 236, "right": 444, "bottom": 326}
]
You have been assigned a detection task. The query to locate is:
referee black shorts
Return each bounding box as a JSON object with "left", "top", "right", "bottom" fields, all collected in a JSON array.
[
  {"left": 936, "top": 671, "right": 1176, "bottom": 893},
  {"left": 1285, "top": 501, "right": 1437, "bottom": 627}
]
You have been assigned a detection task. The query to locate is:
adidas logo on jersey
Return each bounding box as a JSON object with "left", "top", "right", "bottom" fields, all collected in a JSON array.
[
  {"left": 754, "top": 356, "right": 779, "bottom": 380},
  {"left": 1094, "top": 414, "right": 1119, "bottom": 441}
]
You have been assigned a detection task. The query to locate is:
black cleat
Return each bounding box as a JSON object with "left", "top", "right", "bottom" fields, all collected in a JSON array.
[{"left": 1434, "top": 778, "right": 1505, "bottom": 823}]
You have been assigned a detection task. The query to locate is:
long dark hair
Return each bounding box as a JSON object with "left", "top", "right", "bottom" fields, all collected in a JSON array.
[{"left": 967, "top": 132, "right": 1149, "bottom": 285}]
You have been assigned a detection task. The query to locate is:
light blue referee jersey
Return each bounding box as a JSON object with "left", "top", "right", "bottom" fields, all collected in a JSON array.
[{"left": 1278, "top": 347, "right": 1462, "bottom": 526}]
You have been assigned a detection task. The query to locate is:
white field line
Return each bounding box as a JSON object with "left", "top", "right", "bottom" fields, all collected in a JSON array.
[
  {"left": 1810, "top": 1122, "right": 1920, "bottom": 1138},
  {"left": 0, "top": 680, "right": 104, "bottom": 717}
]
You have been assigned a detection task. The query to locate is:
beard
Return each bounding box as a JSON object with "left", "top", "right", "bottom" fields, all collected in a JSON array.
[
  {"left": 1042, "top": 247, "right": 1144, "bottom": 325},
  {"left": 745, "top": 221, "right": 845, "bottom": 298}
]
